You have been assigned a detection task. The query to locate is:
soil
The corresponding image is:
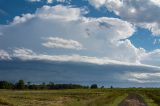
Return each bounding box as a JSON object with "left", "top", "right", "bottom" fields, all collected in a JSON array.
[{"left": 118, "top": 93, "right": 148, "bottom": 106}]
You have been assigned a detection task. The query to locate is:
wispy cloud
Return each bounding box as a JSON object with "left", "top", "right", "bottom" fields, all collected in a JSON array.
[
  {"left": 126, "top": 72, "right": 160, "bottom": 83},
  {"left": 153, "top": 39, "right": 160, "bottom": 45},
  {"left": 42, "top": 37, "right": 84, "bottom": 50},
  {"left": 0, "top": 48, "right": 142, "bottom": 66},
  {"left": 28, "top": 0, "right": 71, "bottom": 4},
  {"left": 11, "top": 48, "right": 126, "bottom": 65}
]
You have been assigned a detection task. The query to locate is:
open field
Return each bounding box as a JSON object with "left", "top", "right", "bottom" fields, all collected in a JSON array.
[{"left": 0, "top": 88, "right": 160, "bottom": 106}]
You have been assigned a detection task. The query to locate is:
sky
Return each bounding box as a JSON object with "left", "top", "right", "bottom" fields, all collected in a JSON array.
[{"left": 1, "top": 0, "right": 160, "bottom": 87}]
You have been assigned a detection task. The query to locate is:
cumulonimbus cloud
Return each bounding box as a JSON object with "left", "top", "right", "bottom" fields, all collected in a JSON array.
[
  {"left": 0, "top": 5, "right": 141, "bottom": 63},
  {"left": 1, "top": 1, "right": 160, "bottom": 85},
  {"left": 0, "top": 4, "right": 160, "bottom": 67}
]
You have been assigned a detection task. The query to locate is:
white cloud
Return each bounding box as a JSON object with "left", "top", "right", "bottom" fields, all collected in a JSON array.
[
  {"left": 11, "top": 48, "right": 142, "bottom": 65},
  {"left": 88, "top": 0, "right": 160, "bottom": 35},
  {"left": 13, "top": 48, "right": 36, "bottom": 60},
  {"left": 0, "top": 5, "right": 139, "bottom": 62},
  {"left": 0, "top": 5, "right": 147, "bottom": 64},
  {"left": 125, "top": 72, "right": 160, "bottom": 83},
  {"left": 113, "top": 39, "right": 145, "bottom": 63},
  {"left": 0, "top": 50, "right": 11, "bottom": 60},
  {"left": 56, "top": 0, "right": 66, "bottom": 2},
  {"left": 12, "top": 4, "right": 84, "bottom": 23},
  {"left": 88, "top": 0, "right": 106, "bottom": 8},
  {"left": 13, "top": 13, "right": 35, "bottom": 24},
  {"left": 150, "top": 0, "right": 160, "bottom": 6},
  {"left": 42, "top": 37, "right": 83, "bottom": 50},
  {"left": 8, "top": 48, "right": 159, "bottom": 69},
  {"left": 36, "top": 5, "right": 83, "bottom": 21},
  {"left": 140, "top": 49, "right": 160, "bottom": 66},
  {"left": 47, "top": 0, "right": 53, "bottom": 3},
  {"left": 138, "top": 22, "right": 160, "bottom": 36},
  {"left": 28, "top": 0, "right": 70, "bottom": 4},
  {"left": 28, "top": 0, "right": 41, "bottom": 2},
  {"left": 9, "top": 5, "right": 86, "bottom": 25}
]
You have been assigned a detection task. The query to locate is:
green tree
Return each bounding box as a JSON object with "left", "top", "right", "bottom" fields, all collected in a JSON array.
[{"left": 16, "top": 80, "right": 25, "bottom": 89}]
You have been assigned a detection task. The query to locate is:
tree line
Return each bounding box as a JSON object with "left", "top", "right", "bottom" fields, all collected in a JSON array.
[{"left": 0, "top": 80, "right": 99, "bottom": 90}]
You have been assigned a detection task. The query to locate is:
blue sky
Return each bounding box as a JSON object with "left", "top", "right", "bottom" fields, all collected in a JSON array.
[{"left": 1, "top": 0, "right": 160, "bottom": 86}]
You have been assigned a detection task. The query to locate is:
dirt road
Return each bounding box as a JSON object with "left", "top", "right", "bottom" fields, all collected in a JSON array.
[{"left": 118, "top": 93, "right": 147, "bottom": 106}]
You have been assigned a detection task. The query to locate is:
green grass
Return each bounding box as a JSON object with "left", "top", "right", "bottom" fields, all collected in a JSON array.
[{"left": 0, "top": 88, "right": 160, "bottom": 106}]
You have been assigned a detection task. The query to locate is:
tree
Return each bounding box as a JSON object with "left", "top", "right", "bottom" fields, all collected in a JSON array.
[
  {"left": 90, "top": 84, "right": 98, "bottom": 89},
  {"left": 0, "top": 81, "right": 13, "bottom": 89},
  {"left": 16, "top": 80, "right": 25, "bottom": 89}
]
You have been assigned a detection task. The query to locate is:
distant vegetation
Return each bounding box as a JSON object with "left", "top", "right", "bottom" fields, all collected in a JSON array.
[
  {"left": 0, "top": 80, "right": 99, "bottom": 90},
  {"left": 90, "top": 84, "right": 98, "bottom": 89}
]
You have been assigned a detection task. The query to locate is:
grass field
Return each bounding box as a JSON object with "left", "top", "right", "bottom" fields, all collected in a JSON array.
[{"left": 0, "top": 88, "right": 159, "bottom": 106}]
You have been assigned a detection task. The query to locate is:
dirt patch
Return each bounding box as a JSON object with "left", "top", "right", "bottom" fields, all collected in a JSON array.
[{"left": 118, "top": 93, "right": 147, "bottom": 106}]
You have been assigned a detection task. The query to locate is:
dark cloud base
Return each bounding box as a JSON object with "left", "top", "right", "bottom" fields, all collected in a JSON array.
[{"left": 0, "top": 60, "right": 160, "bottom": 87}]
